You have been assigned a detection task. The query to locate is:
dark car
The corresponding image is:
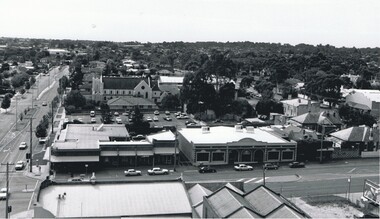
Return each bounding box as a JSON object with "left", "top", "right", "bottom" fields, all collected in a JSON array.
[
  {"left": 289, "top": 162, "right": 305, "bottom": 168},
  {"left": 263, "top": 163, "right": 279, "bottom": 170},
  {"left": 199, "top": 166, "right": 217, "bottom": 173}
]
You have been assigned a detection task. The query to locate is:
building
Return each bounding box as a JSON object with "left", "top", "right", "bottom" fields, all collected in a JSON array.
[
  {"left": 46, "top": 124, "right": 177, "bottom": 172},
  {"left": 47, "top": 48, "right": 70, "bottom": 56},
  {"left": 36, "top": 180, "right": 192, "bottom": 218},
  {"left": 345, "top": 89, "right": 380, "bottom": 120},
  {"left": 107, "top": 96, "right": 158, "bottom": 112},
  {"left": 200, "top": 184, "right": 310, "bottom": 218},
  {"left": 281, "top": 98, "right": 319, "bottom": 117},
  {"left": 289, "top": 111, "right": 343, "bottom": 133},
  {"left": 158, "top": 76, "right": 184, "bottom": 95},
  {"left": 102, "top": 76, "right": 152, "bottom": 100},
  {"left": 178, "top": 126, "right": 297, "bottom": 166}
]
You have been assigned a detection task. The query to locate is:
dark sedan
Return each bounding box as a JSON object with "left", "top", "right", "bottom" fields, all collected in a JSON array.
[
  {"left": 289, "top": 162, "right": 305, "bottom": 168},
  {"left": 199, "top": 166, "right": 217, "bottom": 173},
  {"left": 263, "top": 163, "right": 279, "bottom": 170}
]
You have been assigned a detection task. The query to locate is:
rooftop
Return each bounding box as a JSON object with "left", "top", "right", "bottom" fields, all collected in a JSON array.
[
  {"left": 281, "top": 98, "right": 317, "bottom": 107},
  {"left": 103, "top": 77, "right": 147, "bottom": 90},
  {"left": 159, "top": 76, "right": 184, "bottom": 84},
  {"left": 349, "top": 89, "right": 380, "bottom": 102},
  {"left": 179, "top": 126, "right": 290, "bottom": 144},
  {"left": 146, "top": 131, "right": 175, "bottom": 142},
  {"left": 107, "top": 97, "right": 157, "bottom": 106},
  {"left": 39, "top": 181, "right": 192, "bottom": 218}
]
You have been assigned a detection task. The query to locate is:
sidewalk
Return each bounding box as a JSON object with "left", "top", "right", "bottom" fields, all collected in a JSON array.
[{"left": 24, "top": 164, "right": 50, "bottom": 181}]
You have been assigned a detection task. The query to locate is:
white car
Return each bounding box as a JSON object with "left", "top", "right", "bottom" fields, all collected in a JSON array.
[
  {"left": 91, "top": 118, "right": 96, "bottom": 123},
  {"left": 154, "top": 110, "right": 160, "bottom": 115},
  {"left": 153, "top": 116, "right": 159, "bottom": 122},
  {"left": 19, "top": 142, "right": 27, "bottom": 150},
  {"left": 78, "top": 118, "right": 83, "bottom": 122},
  {"left": 0, "top": 188, "right": 8, "bottom": 200},
  {"left": 90, "top": 111, "right": 95, "bottom": 117},
  {"left": 15, "top": 161, "right": 25, "bottom": 170},
  {"left": 116, "top": 117, "right": 122, "bottom": 124},
  {"left": 146, "top": 116, "right": 152, "bottom": 122},
  {"left": 234, "top": 164, "right": 253, "bottom": 171},
  {"left": 124, "top": 169, "right": 142, "bottom": 176},
  {"left": 114, "top": 112, "right": 119, "bottom": 116},
  {"left": 147, "top": 167, "right": 169, "bottom": 175}
]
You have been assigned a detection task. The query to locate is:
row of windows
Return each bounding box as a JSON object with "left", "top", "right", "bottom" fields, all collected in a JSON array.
[{"left": 196, "top": 150, "right": 294, "bottom": 162}]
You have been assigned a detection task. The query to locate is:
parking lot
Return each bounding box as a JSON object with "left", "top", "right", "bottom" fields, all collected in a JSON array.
[{"left": 66, "top": 111, "right": 197, "bottom": 130}]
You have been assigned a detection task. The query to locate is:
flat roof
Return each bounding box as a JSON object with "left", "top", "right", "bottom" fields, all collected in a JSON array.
[
  {"left": 179, "top": 126, "right": 289, "bottom": 144},
  {"left": 159, "top": 76, "right": 184, "bottom": 84},
  {"left": 147, "top": 131, "right": 175, "bottom": 142},
  {"left": 39, "top": 182, "right": 192, "bottom": 218}
]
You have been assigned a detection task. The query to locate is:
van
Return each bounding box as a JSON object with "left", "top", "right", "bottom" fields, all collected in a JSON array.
[{"left": 90, "top": 111, "right": 95, "bottom": 117}]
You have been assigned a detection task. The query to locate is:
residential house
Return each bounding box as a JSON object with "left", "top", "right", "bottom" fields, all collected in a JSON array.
[
  {"left": 289, "top": 111, "right": 343, "bottom": 133},
  {"left": 178, "top": 126, "right": 297, "bottom": 166},
  {"left": 281, "top": 98, "right": 320, "bottom": 117},
  {"left": 345, "top": 89, "right": 380, "bottom": 120}
]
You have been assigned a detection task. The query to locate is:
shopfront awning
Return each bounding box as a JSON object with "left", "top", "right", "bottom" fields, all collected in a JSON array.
[
  {"left": 101, "top": 151, "right": 118, "bottom": 156},
  {"left": 316, "top": 148, "right": 335, "bottom": 152},
  {"left": 137, "top": 151, "right": 154, "bottom": 156},
  {"left": 119, "top": 151, "right": 136, "bottom": 156},
  {"left": 154, "top": 147, "right": 179, "bottom": 155},
  {"left": 50, "top": 155, "right": 100, "bottom": 163}
]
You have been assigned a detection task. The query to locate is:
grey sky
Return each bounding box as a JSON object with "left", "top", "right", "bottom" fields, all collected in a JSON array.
[{"left": 1, "top": 0, "right": 379, "bottom": 48}]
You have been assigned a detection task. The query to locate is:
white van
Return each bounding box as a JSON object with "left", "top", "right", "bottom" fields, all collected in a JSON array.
[{"left": 90, "top": 111, "right": 95, "bottom": 117}]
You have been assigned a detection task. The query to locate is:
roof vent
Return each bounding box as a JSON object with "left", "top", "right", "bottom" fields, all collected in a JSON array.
[
  {"left": 235, "top": 125, "right": 243, "bottom": 132},
  {"left": 96, "top": 123, "right": 104, "bottom": 131},
  {"left": 246, "top": 126, "right": 255, "bottom": 133},
  {"left": 201, "top": 126, "right": 210, "bottom": 134}
]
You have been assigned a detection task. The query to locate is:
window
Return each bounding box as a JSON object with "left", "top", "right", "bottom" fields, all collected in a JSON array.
[
  {"left": 110, "top": 90, "right": 113, "bottom": 94},
  {"left": 268, "top": 151, "right": 279, "bottom": 160},
  {"left": 196, "top": 152, "right": 209, "bottom": 162},
  {"left": 116, "top": 90, "right": 118, "bottom": 94},
  {"left": 129, "top": 91, "right": 132, "bottom": 94},
  {"left": 282, "top": 151, "right": 294, "bottom": 160},
  {"left": 212, "top": 152, "right": 225, "bottom": 161},
  {"left": 141, "top": 86, "right": 145, "bottom": 90}
]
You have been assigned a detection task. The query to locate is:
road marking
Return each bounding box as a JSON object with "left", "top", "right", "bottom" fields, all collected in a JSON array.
[
  {"left": 244, "top": 178, "right": 257, "bottom": 183},
  {"left": 348, "top": 168, "right": 356, "bottom": 173},
  {"left": 237, "top": 178, "right": 245, "bottom": 182},
  {"left": 28, "top": 180, "right": 39, "bottom": 210},
  {"left": 255, "top": 177, "right": 269, "bottom": 183}
]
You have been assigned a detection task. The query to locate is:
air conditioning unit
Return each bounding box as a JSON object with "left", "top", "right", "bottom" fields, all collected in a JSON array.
[
  {"left": 246, "top": 126, "right": 255, "bottom": 133},
  {"left": 234, "top": 125, "right": 243, "bottom": 132},
  {"left": 201, "top": 126, "right": 210, "bottom": 134}
]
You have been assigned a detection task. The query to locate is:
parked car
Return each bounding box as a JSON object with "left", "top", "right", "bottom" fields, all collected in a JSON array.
[
  {"left": 165, "top": 111, "right": 170, "bottom": 115},
  {"left": 124, "top": 169, "right": 142, "bottom": 176},
  {"left": 78, "top": 118, "right": 83, "bottom": 122},
  {"left": 19, "top": 142, "right": 27, "bottom": 150},
  {"left": 146, "top": 116, "right": 152, "bottom": 122},
  {"left": 68, "top": 177, "right": 83, "bottom": 182},
  {"left": 42, "top": 101, "right": 47, "bottom": 106},
  {"left": 133, "top": 135, "right": 145, "bottom": 140},
  {"left": 175, "top": 112, "right": 181, "bottom": 116},
  {"left": 90, "top": 111, "right": 95, "bottom": 117},
  {"left": 288, "top": 162, "right": 305, "bottom": 168},
  {"left": 165, "top": 116, "right": 172, "bottom": 121},
  {"left": 15, "top": 161, "right": 25, "bottom": 170},
  {"left": 148, "top": 167, "right": 169, "bottom": 175},
  {"left": 116, "top": 117, "right": 122, "bottom": 124},
  {"left": 114, "top": 112, "right": 119, "bottom": 116},
  {"left": 39, "top": 137, "right": 48, "bottom": 144},
  {"left": 199, "top": 166, "right": 217, "bottom": 173},
  {"left": 153, "top": 116, "right": 159, "bottom": 121},
  {"left": 91, "top": 118, "right": 96, "bottom": 123},
  {"left": 263, "top": 163, "right": 279, "bottom": 170},
  {"left": 122, "top": 112, "right": 129, "bottom": 116},
  {"left": 0, "top": 188, "right": 9, "bottom": 200},
  {"left": 234, "top": 164, "right": 253, "bottom": 171},
  {"left": 154, "top": 110, "right": 160, "bottom": 115}
]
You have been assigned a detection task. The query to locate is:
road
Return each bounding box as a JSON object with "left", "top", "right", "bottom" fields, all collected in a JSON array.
[{"left": 0, "top": 66, "right": 68, "bottom": 216}]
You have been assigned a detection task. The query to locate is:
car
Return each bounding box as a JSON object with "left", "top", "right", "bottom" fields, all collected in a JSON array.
[
  {"left": 146, "top": 116, "right": 152, "bottom": 122},
  {"left": 148, "top": 167, "right": 169, "bottom": 175},
  {"left": 199, "top": 166, "right": 217, "bottom": 173},
  {"left": 39, "top": 137, "right": 48, "bottom": 144},
  {"left": 114, "top": 112, "right": 119, "bottom": 116},
  {"left": 64, "top": 118, "right": 69, "bottom": 123},
  {"left": 153, "top": 116, "right": 159, "bottom": 121},
  {"left": 174, "top": 112, "right": 181, "bottom": 116},
  {"left": 133, "top": 135, "right": 145, "bottom": 140},
  {"left": 185, "top": 120, "right": 192, "bottom": 125},
  {"left": 42, "top": 101, "right": 47, "bottom": 106},
  {"left": 128, "top": 118, "right": 133, "bottom": 122},
  {"left": 165, "top": 111, "right": 170, "bottom": 115},
  {"left": 234, "top": 164, "right": 253, "bottom": 171},
  {"left": 122, "top": 112, "right": 129, "bottom": 116},
  {"left": 91, "top": 118, "right": 96, "bottom": 123},
  {"left": 288, "top": 162, "right": 305, "bottom": 168},
  {"left": 124, "top": 169, "right": 142, "bottom": 176},
  {"left": 165, "top": 116, "right": 172, "bottom": 121},
  {"left": 0, "top": 188, "right": 9, "bottom": 200},
  {"left": 90, "top": 111, "right": 95, "bottom": 117},
  {"left": 19, "top": 142, "right": 27, "bottom": 150},
  {"left": 116, "top": 117, "right": 122, "bottom": 124},
  {"left": 68, "top": 178, "right": 83, "bottom": 182},
  {"left": 154, "top": 110, "right": 160, "bottom": 115},
  {"left": 213, "top": 119, "right": 224, "bottom": 123},
  {"left": 263, "top": 163, "right": 279, "bottom": 170},
  {"left": 15, "top": 161, "right": 25, "bottom": 170},
  {"left": 78, "top": 118, "right": 83, "bottom": 122}
]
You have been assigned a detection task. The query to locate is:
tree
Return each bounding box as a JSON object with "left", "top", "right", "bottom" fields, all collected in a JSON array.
[
  {"left": 1, "top": 94, "right": 11, "bottom": 112},
  {"left": 255, "top": 100, "right": 283, "bottom": 116},
  {"left": 11, "top": 72, "right": 30, "bottom": 88},
  {"left": 24, "top": 81, "right": 31, "bottom": 90},
  {"left": 65, "top": 90, "right": 86, "bottom": 108},
  {"left": 19, "top": 88, "right": 26, "bottom": 95},
  {"left": 29, "top": 76, "right": 36, "bottom": 85},
  {"left": 231, "top": 99, "right": 256, "bottom": 118},
  {"left": 129, "top": 106, "right": 150, "bottom": 134},
  {"left": 161, "top": 94, "right": 180, "bottom": 110},
  {"left": 35, "top": 124, "right": 47, "bottom": 138},
  {"left": 59, "top": 75, "right": 69, "bottom": 89}
]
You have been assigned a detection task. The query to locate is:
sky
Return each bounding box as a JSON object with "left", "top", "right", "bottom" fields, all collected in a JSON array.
[{"left": 1, "top": 0, "right": 379, "bottom": 48}]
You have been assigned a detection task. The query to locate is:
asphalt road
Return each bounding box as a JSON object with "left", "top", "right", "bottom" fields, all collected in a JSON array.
[{"left": 0, "top": 66, "right": 68, "bottom": 216}]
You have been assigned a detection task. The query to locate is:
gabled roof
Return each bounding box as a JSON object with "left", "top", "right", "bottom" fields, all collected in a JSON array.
[
  {"left": 228, "top": 207, "right": 261, "bottom": 218},
  {"left": 330, "top": 126, "right": 378, "bottom": 142},
  {"left": 290, "top": 111, "right": 342, "bottom": 126},
  {"left": 244, "top": 186, "right": 285, "bottom": 215},
  {"left": 188, "top": 184, "right": 212, "bottom": 206},
  {"left": 267, "top": 205, "right": 305, "bottom": 218},
  {"left": 103, "top": 77, "right": 147, "bottom": 90}
]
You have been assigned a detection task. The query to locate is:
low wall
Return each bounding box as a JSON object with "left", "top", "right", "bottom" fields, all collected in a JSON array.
[
  {"left": 361, "top": 150, "right": 380, "bottom": 158},
  {"left": 332, "top": 148, "right": 360, "bottom": 159}
]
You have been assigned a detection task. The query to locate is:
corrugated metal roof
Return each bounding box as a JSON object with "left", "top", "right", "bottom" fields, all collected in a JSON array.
[
  {"left": 39, "top": 182, "right": 192, "bottom": 218},
  {"left": 103, "top": 77, "right": 147, "bottom": 90},
  {"left": 227, "top": 207, "right": 261, "bottom": 218},
  {"left": 50, "top": 155, "right": 99, "bottom": 163},
  {"left": 267, "top": 205, "right": 304, "bottom": 218},
  {"left": 188, "top": 184, "right": 212, "bottom": 206},
  {"left": 244, "top": 187, "right": 284, "bottom": 216}
]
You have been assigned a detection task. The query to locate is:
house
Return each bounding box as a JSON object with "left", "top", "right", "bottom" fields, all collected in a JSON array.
[
  {"left": 289, "top": 111, "right": 343, "bottom": 133},
  {"left": 107, "top": 97, "right": 158, "bottom": 111},
  {"left": 158, "top": 76, "right": 184, "bottom": 95},
  {"left": 36, "top": 180, "right": 192, "bottom": 218},
  {"left": 201, "top": 184, "right": 310, "bottom": 218},
  {"left": 178, "top": 126, "right": 297, "bottom": 166},
  {"left": 47, "top": 48, "right": 70, "bottom": 56},
  {"left": 281, "top": 98, "right": 320, "bottom": 117},
  {"left": 345, "top": 89, "right": 380, "bottom": 120},
  {"left": 102, "top": 76, "right": 152, "bottom": 100}
]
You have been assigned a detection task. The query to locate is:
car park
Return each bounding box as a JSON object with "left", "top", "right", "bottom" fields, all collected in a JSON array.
[
  {"left": 153, "top": 116, "right": 159, "bottom": 121},
  {"left": 91, "top": 118, "right": 96, "bottom": 123},
  {"left": 116, "top": 117, "right": 122, "bottom": 124},
  {"left": 289, "top": 162, "right": 305, "bottom": 168},
  {"left": 15, "top": 161, "right": 25, "bottom": 170},
  {"left": 147, "top": 167, "right": 169, "bottom": 175},
  {"left": 199, "top": 166, "right": 217, "bottom": 173},
  {"left": 154, "top": 110, "right": 160, "bottom": 115},
  {"left": 234, "top": 164, "right": 253, "bottom": 171},
  {"left": 263, "top": 163, "right": 279, "bottom": 170},
  {"left": 0, "top": 188, "right": 9, "bottom": 200},
  {"left": 19, "top": 142, "right": 27, "bottom": 150},
  {"left": 124, "top": 169, "right": 142, "bottom": 176}
]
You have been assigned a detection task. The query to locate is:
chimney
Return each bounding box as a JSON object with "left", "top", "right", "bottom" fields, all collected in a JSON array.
[
  {"left": 234, "top": 125, "right": 243, "bottom": 132},
  {"left": 298, "top": 98, "right": 301, "bottom": 103},
  {"left": 201, "top": 126, "right": 210, "bottom": 134}
]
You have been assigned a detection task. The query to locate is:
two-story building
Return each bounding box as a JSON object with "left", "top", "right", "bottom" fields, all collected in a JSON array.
[{"left": 281, "top": 98, "right": 320, "bottom": 117}]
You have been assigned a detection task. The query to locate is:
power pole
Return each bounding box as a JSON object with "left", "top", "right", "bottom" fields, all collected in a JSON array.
[
  {"left": 173, "top": 127, "right": 178, "bottom": 172},
  {"left": 5, "top": 162, "right": 9, "bottom": 219},
  {"left": 15, "top": 97, "right": 18, "bottom": 131},
  {"left": 30, "top": 117, "right": 33, "bottom": 173},
  {"left": 51, "top": 102, "right": 54, "bottom": 134},
  {"left": 263, "top": 166, "right": 266, "bottom": 186}
]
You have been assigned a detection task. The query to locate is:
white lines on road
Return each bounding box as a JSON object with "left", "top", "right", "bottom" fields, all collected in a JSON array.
[
  {"left": 244, "top": 178, "right": 257, "bottom": 183},
  {"left": 237, "top": 178, "right": 245, "bottom": 182},
  {"left": 243, "top": 177, "right": 269, "bottom": 184},
  {"left": 255, "top": 177, "right": 269, "bottom": 183},
  {"left": 347, "top": 168, "right": 356, "bottom": 173},
  {"left": 28, "top": 180, "right": 39, "bottom": 210}
]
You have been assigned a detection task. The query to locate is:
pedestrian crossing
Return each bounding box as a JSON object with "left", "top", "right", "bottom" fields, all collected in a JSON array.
[{"left": 237, "top": 177, "right": 269, "bottom": 184}]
